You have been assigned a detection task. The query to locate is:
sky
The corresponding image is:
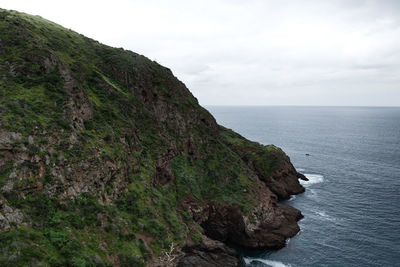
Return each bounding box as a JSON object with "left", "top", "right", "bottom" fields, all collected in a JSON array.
[{"left": 1, "top": 0, "right": 400, "bottom": 106}]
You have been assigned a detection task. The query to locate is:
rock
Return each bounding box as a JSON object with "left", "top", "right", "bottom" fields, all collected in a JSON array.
[
  {"left": 0, "top": 213, "right": 10, "bottom": 231},
  {"left": 45, "top": 155, "right": 50, "bottom": 165},
  {"left": 2, "top": 180, "right": 14, "bottom": 193},
  {"left": 93, "top": 254, "right": 103, "bottom": 265},
  {"left": 3, "top": 205, "right": 24, "bottom": 225},
  {"left": 3, "top": 205, "right": 12, "bottom": 214},
  {"left": 0, "top": 203, "right": 25, "bottom": 231},
  {"left": 201, "top": 188, "right": 303, "bottom": 250},
  {"left": 98, "top": 243, "right": 106, "bottom": 252},
  {"left": 28, "top": 135, "right": 34, "bottom": 145},
  {"left": 0, "top": 131, "right": 22, "bottom": 150},
  {"left": 297, "top": 172, "right": 308, "bottom": 181},
  {"left": 200, "top": 205, "right": 246, "bottom": 244},
  {"left": 32, "top": 155, "right": 41, "bottom": 163},
  {"left": 177, "top": 236, "right": 240, "bottom": 267},
  {"left": 262, "top": 155, "right": 305, "bottom": 200}
]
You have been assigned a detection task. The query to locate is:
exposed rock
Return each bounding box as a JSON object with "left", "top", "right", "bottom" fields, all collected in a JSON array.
[
  {"left": 0, "top": 202, "right": 26, "bottom": 231},
  {"left": 3, "top": 205, "right": 24, "bottom": 225},
  {"left": 0, "top": 130, "right": 22, "bottom": 150},
  {"left": 201, "top": 201, "right": 302, "bottom": 250},
  {"left": 1, "top": 180, "right": 14, "bottom": 193},
  {"left": 0, "top": 213, "right": 10, "bottom": 231},
  {"left": 260, "top": 155, "right": 305, "bottom": 200},
  {"left": 28, "top": 135, "right": 34, "bottom": 145},
  {"left": 297, "top": 172, "right": 309, "bottom": 181},
  {"left": 177, "top": 236, "right": 240, "bottom": 267}
]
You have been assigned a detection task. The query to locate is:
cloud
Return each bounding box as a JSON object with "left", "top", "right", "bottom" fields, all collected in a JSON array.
[{"left": 2, "top": 0, "right": 400, "bottom": 106}]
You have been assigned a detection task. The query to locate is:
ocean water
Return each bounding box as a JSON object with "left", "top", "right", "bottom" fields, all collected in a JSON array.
[{"left": 206, "top": 106, "right": 400, "bottom": 267}]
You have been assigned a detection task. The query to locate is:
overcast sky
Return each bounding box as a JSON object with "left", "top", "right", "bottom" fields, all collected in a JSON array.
[{"left": 2, "top": 0, "right": 400, "bottom": 106}]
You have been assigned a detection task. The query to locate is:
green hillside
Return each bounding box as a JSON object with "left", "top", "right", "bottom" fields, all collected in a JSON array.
[{"left": 0, "top": 9, "right": 304, "bottom": 266}]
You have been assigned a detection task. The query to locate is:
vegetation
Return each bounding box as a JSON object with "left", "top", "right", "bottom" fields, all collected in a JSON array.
[{"left": 0, "top": 9, "right": 288, "bottom": 266}]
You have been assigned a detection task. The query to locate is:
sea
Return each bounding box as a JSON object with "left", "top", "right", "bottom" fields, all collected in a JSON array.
[{"left": 206, "top": 106, "right": 400, "bottom": 267}]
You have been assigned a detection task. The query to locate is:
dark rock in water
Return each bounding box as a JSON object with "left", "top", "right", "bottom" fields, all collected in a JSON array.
[
  {"left": 305, "top": 153, "right": 310, "bottom": 156},
  {"left": 297, "top": 172, "right": 309, "bottom": 181}
]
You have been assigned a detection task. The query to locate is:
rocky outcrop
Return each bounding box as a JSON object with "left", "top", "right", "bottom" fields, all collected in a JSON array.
[
  {"left": 0, "top": 130, "right": 22, "bottom": 150},
  {"left": 177, "top": 237, "right": 240, "bottom": 267},
  {"left": 180, "top": 169, "right": 304, "bottom": 256},
  {"left": 198, "top": 181, "right": 303, "bottom": 251},
  {"left": 0, "top": 199, "right": 26, "bottom": 231},
  {"left": 260, "top": 155, "right": 306, "bottom": 200}
]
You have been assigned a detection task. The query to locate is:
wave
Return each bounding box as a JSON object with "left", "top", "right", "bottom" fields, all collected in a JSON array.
[
  {"left": 315, "top": 210, "right": 336, "bottom": 222},
  {"left": 243, "top": 257, "right": 291, "bottom": 267},
  {"left": 300, "top": 173, "right": 324, "bottom": 187}
]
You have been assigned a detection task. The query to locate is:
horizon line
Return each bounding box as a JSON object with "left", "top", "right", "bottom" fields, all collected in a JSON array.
[{"left": 203, "top": 104, "right": 400, "bottom": 108}]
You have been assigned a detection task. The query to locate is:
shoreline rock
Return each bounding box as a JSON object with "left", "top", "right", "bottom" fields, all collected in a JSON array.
[
  {"left": 179, "top": 158, "right": 306, "bottom": 265},
  {"left": 177, "top": 236, "right": 240, "bottom": 267}
]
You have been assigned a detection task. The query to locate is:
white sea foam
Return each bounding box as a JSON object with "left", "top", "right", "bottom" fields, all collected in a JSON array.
[
  {"left": 315, "top": 211, "right": 335, "bottom": 221},
  {"left": 300, "top": 173, "right": 324, "bottom": 187},
  {"left": 243, "top": 257, "right": 291, "bottom": 267},
  {"left": 313, "top": 210, "right": 345, "bottom": 223},
  {"left": 297, "top": 168, "right": 305, "bottom": 172},
  {"left": 287, "top": 195, "right": 296, "bottom": 201}
]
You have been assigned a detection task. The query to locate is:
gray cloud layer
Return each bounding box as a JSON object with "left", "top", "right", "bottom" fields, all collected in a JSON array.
[{"left": 3, "top": 0, "right": 400, "bottom": 105}]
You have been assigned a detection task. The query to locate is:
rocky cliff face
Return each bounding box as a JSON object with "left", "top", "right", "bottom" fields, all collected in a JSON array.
[{"left": 0, "top": 9, "right": 306, "bottom": 266}]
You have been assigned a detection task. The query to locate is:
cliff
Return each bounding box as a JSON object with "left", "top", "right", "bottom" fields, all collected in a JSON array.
[{"left": 0, "top": 9, "right": 306, "bottom": 266}]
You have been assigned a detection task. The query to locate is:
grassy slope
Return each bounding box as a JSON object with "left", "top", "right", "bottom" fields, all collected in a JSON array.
[{"left": 0, "top": 9, "right": 286, "bottom": 266}]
